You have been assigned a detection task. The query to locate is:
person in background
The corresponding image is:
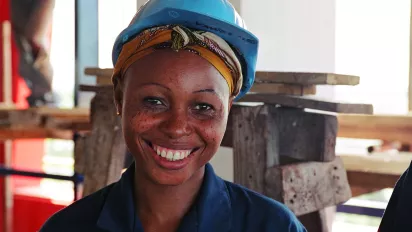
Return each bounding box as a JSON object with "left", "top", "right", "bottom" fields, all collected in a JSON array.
[
  {"left": 378, "top": 162, "right": 412, "bottom": 232},
  {"left": 10, "top": 0, "right": 56, "bottom": 107},
  {"left": 40, "top": 0, "right": 307, "bottom": 231}
]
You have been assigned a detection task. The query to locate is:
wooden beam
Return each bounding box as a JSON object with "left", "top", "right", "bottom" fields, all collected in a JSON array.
[
  {"left": 231, "top": 105, "right": 279, "bottom": 194},
  {"left": 340, "top": 153, "right": 411, "bottom": 176},
  {"left": 265, "top": 157, "right": 352, "bottom": 216},
  {"left": 82, "top": 88, "right": 126, "bottom": 196},
  {"left": 0, "top": 108, "right": 90, "bottom": 140},
  {"left": 255, "top": 71, "right": 360, "bottom": 86},
  {"left": 239, "top": 94, "right": 373, "bottom": 114},
  {"left": 249, "top": 83, "right": 316, "bottom": 95},
  {"left": 346, "top": 171, "right": 400, "bottom": 197},
  {"left": 84, "top": 67, "right": 360, "bottom": 86},
  {"left": 83, "top": 81, "right": 317, "bottom": 96},
  {"left": 225, "top": 107, "right": 337, "bottom": 162},
  {"left": 84, "top": 67, "right": 113, "bottom": 77},
  {"left": 338, "top": 114, "right": 412, "bottom": 143}
]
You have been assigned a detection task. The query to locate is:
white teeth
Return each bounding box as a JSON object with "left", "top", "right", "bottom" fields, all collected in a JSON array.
[
  {"left": 166, "top": 151, "right": 173, "bottom": 161},
  {"left": 151, "top": 143, "right": 193, "bottom": 161},
  {"left": 173, "top": 152, "right": 180, "bottom": 161}
]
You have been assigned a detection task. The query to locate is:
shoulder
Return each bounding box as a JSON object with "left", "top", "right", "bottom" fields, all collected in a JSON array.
[
  {"left": 39, "top": 184, "right": 114, "bottom": 232},
  {"left": 224, "top": 180, "right": 307, "bottom": 232}
]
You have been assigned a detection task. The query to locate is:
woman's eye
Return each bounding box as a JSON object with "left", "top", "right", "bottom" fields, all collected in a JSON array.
[
  {"left": 194, "top": 103, "right": 213, "bottom": 111},
  {"left": 143, "top": 97, "right": 164, "bottom": 106}
]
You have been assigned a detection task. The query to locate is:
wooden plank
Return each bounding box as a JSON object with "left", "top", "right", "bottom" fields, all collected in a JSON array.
[
  {"left": 79, "top": 84, "right": 112, "bottom": 93},
  {"left": 250, "top": 83, "right": 316, "bottom": 95},
  {"left": 265, "top": 157, "right": 352, "bottom": 216},
  {"left": 340, "top": 153, "right": 411, "bottom": 176},
  {"left": 84, "top": 67, "right": 113, "bottom": 77},
  {"left": 0, "top": 107, "right": 90, "bottom": 140},
  {"left": 85, "top": 67, "right": 359, "bottom": 86},
  {"left": 346, "top": 171, "right": 400, "bottom": 197},
  {"left": 35, "top": 107, "right": 89, "bottom": 119},
  {"left": 82, "top": 89, "right": 126, "bottom": 196},
  {"left": 338, "top": 114, "right": 412, "bottom": 143},
  {"left": 275, "top": 108, "right": 337, "bottom": 162},
  {"left": 232, "top": 105, "right": 280, "bottom": 194},
  {"left": 0, "top": 128, "right": 74, "bottom": 140},
  {"left": 239, "top": 94, "right": 373, "bottom": 114},
  {"left": 256, "top": 71, "right": 360, "bottom": 86},
  {"left": 223, "top": 107, "right": 337, "bottom": 162},
  {"left": 74, "top": 133, "right": 89, "bottom": 175}
]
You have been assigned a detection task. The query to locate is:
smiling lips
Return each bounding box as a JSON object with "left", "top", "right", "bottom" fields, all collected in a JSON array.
[{"left": 153, "top": 144, "right": 193, "bottom": 161}]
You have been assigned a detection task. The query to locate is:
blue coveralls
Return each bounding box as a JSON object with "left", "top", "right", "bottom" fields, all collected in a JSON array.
[{"left": 40, "top": 163, "right": 306, "bottom": 232}]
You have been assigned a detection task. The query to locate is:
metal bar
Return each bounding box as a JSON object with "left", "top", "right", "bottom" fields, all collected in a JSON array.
[
  {"left": 0, "top": 166, "right": 83, "bottom": 182},
  {"left": 336, "top": 204, "right": 385, "bottom": 218}
]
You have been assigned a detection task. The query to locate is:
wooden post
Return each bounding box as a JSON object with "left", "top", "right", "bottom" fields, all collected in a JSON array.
[
  {"left": 82, "top": 89, "right": 127, "bottom": 196},
  {"left": 231, "top": 104, "right": 350, "bottom": 232},
  {"left": 232, "top": 105, "right": 280, "bottom": 193},
  {"left": 227, "top": 106, "right": 338, "bottom": 162}
]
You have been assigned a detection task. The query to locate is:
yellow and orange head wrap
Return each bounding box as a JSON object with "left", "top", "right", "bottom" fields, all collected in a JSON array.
[{"left": 112, "top": 25, "right": 243, "bottom": 97}]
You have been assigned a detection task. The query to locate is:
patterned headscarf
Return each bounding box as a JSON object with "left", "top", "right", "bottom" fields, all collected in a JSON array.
[{"left": 112, "top": 25, "right": 243, "bottom": 97}]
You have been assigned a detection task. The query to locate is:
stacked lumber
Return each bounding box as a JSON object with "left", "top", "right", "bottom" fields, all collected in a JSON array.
[
  {"left": 340, "top": 153, "right": 411, "bottom": 197},
  {"left": 81, "top": 67, "right": 373, "bottom": 232},
  {"left": 0, "top": 107, "right": 90, "bottom": 140}
]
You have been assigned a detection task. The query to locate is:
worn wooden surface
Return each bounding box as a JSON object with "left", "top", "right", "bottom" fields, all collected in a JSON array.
[
  {"left": 232, "top": 105, "right": 279, "bottom": 193},
  {"left": 82, "top": 89, "right": 126, "bottom": 196},
  {"left": 275, "top": 108, "right": 337, "bottom": 162},
  {"left": 265, "top": 157, "right": 352, "bottom": 216},
  {"left": 347, "top": 171, "right": 400, "bottom": 197},
  {"left": 340, "top": 153, "right": 411, "bottom": 176},
  {"left": 239, "top": 94, "right": 373, "bottom": 114},
  {"left": 249, "top": 83, "right": 316, "bottom": 95},
  {"left": 255, "top": 72, "right": 360, "bottom": 86},
  {"left": 340, "top": 153, "right": 410, "bottom": 197},
  {"left": 85, "top": 67, "right": 360, "bottom": 86},
  {"left": 0, "top": 108, "right": 90, "bottom": 140},
  {"left": 224, "top": 107, "right": 337, "bottom": 162},
  {"left": 338, "top": 114, "right": 412, "bottom": 143}
]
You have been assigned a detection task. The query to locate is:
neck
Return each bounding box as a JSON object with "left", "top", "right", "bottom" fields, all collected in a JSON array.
[{"left": 133, "top": 165, "right": 205, "bottom": 230}]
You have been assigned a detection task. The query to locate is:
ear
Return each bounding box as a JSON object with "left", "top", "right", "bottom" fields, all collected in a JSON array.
[{"left": 113, "top": 78, "right": 123, "bottom": 116}]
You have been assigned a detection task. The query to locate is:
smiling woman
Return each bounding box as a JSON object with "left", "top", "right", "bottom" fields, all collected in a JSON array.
[{"left": 40, "top": 0, "right": 306, "bottom": 232}]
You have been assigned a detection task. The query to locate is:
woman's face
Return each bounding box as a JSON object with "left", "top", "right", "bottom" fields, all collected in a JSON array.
[{"left": 117, "top": 50, "right": 233, "bottom": 186}]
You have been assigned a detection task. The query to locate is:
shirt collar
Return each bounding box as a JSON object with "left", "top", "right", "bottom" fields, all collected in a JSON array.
[{"left": 96, "top": 163, "right": 232, "bottom": 232}]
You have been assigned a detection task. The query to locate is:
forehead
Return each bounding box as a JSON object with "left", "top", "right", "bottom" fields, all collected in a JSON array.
[{"left": 123, "top": 50, "right": 230, "bottom": 94}]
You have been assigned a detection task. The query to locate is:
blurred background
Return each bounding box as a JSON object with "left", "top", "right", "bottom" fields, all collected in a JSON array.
[{"left": 0, "top": 0, "right": 411, "bottom": 231}]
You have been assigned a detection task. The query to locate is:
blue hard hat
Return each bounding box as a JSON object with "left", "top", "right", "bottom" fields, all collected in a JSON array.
[{"left": 112, "top": 0, "right": 259, "bottom": 99}]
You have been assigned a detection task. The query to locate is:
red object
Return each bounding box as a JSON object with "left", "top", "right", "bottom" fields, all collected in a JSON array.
[
  {"left": 0, "top": 0, "right": 66, "bottom": 231},
  {"left": 13, "top": 194, "right": 66, "bottom": 232}
]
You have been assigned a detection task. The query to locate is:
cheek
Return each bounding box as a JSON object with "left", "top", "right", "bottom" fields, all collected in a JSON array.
[
  {"left": 197, "top": 116, "right": 228, "bottom": 147},
  {"left": 122, "top": 108, "right": 158, "bottom": 136}
]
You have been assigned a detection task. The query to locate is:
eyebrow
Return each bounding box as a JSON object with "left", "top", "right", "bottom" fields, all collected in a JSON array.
[
  {"left": 192, "top": 89, "right": 224, "bottom": 99},
  {"left": 139, "top": 82, "right": 171, "bottom": 91},
  {"left": 193, "top": 89, "right": 217, "bottom": 94}
]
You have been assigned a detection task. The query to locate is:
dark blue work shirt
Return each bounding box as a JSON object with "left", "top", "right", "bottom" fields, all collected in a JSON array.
[
  {"left": 40, "top": 163, "right": 306, "bottom": 232},
  {"left": 379, "top": 161, "right": 412, "bottom": 232}
]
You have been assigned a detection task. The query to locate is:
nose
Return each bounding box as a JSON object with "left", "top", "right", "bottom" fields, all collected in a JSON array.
[{"left": 159, "top": 107, "right": 193, "bottom": 139}]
